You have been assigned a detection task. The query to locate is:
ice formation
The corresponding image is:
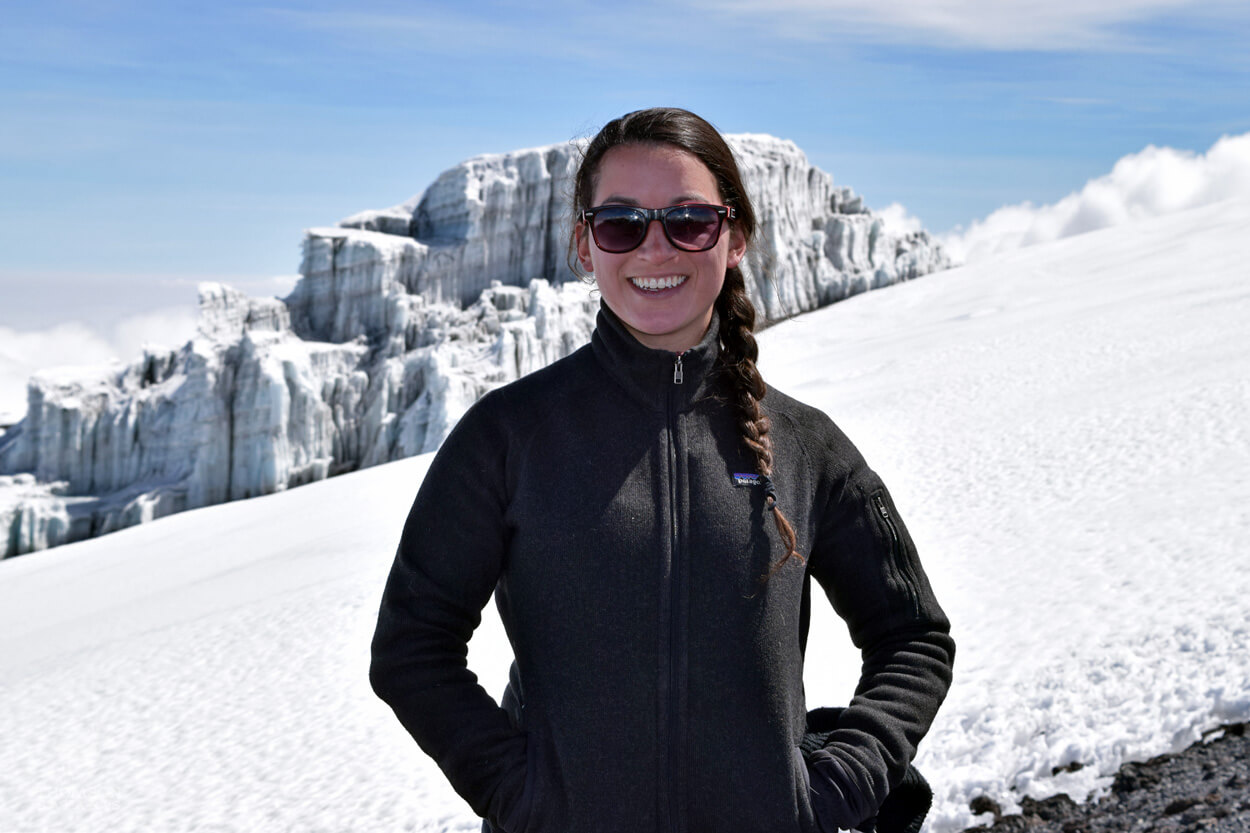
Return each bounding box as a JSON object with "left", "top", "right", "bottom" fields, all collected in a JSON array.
[{"left": 0, "top": 135, "right": 949, "bottom": 557}]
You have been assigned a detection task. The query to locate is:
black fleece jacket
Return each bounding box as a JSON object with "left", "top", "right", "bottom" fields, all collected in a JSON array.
[{"left": 370, "top": 305, "right": 955, "bottom": 833}]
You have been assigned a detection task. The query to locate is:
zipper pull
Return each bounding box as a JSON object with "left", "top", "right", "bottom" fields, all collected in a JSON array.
[
  {"left": 673, "top": 353, "right": 684, "bottom": 385},
  {"left": 874, "top": 494, "right": 890, "bottom": 519}
]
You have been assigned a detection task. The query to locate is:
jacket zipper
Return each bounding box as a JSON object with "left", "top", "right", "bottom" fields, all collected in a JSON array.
[
  {"left": 872, "top": 491, "right": 921, "bottom": 618},
  {"left": 663, "top": 353, "right": 685, "bottom": 833}
]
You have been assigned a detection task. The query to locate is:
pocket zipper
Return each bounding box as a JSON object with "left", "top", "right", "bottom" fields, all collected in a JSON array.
[{"left": 872, "top": 491, "right": 920, "bottom": 617}]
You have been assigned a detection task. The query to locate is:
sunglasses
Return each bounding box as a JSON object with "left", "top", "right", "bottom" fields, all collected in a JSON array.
[{"left": 580, "top": 203, "right": 736, "bottom": 254}]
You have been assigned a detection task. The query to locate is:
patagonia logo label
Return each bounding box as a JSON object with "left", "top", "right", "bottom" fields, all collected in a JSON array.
[{"left": 733, "top": 473, "right": 762, "bottom": 487}]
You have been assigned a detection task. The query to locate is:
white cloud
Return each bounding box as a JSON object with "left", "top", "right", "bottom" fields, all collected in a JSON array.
[
  {"left": 713, "top": 0, "right": 1242, "bottom": 50},
  {"left": 0, "top": 323, "right": 113, "bottom": 426},
  {"left": 876, "top": 202, "right": 926, "bottom": 236},
  {"left": 109, "top": 307, "right": 199, "bottom": 361},
  {"left": 0, "top": 307, "right": 197, "bottom": 427},
  {"left": 942, "top": 132, "right": 1250, "bottom": 262}
]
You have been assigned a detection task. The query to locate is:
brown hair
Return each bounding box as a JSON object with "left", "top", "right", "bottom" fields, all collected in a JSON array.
[{"left": 569, "top": 107, "right": 802, "bottom": 575}]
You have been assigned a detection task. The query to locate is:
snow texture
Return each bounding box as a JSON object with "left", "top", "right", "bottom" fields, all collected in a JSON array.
[
  {"left": 0, "top": 134, "right": 947, "bottom": 558},
  {"left": 0, "top": 197, "right": 1245, "bottom": 833}
]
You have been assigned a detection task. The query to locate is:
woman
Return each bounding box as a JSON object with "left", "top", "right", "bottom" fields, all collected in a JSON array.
[{"left": 370, "top": 107, "right": 954, "bottom": 833}]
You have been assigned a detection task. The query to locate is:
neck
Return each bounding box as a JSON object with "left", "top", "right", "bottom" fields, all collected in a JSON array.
[{"left": 612, "top": 309, "right": 715, "bottom": 354}]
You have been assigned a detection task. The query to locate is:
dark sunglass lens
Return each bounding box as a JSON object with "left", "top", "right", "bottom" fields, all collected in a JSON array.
[
  {"left": 593, "top": 207, "right": 647, "bottom": 252},
  {"left": 664, "top": 205, "right": 721, "bottom": 251}
]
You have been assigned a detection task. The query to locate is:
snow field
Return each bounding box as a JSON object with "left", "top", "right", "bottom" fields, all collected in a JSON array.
[
  {"left": 1, "top": 198, "right": 1248, "bottom": 832},
  {"left": 762, "top": 198, "right": 1250, "bottom": 829}
]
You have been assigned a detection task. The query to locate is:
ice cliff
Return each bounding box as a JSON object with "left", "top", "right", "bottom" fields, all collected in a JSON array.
[{"left": 0, "top": 134, "right": 949, "bottom": 557}]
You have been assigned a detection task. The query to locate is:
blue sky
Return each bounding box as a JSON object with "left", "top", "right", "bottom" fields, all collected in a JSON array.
[{"left": 1, "top": 0, "right": 1248, "bottom": 330}]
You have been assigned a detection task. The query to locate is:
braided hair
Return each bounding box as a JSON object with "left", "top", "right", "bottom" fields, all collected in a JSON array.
[{"left": 569, "top": 107, "right": 803, "bottom": 575}]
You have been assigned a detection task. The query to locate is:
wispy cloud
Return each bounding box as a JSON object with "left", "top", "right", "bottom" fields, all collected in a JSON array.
[
  {"left": 705, "top": 0, "right": 1247, "bottom": 50},
  {"left": 942, "top": 131, "right": 1250, "bottom": 261},
  {"left": 256, "top": 5, "right": 601, "bottom": 62}
]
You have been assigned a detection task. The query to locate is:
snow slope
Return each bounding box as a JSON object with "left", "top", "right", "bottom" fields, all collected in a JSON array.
[{"left": 1, "top": 198, "right": 1247, "bottom": 833}]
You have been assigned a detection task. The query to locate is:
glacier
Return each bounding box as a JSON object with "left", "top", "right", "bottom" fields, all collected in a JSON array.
[{"left": 0, "top": 134, "right": 949, "bottom": 558}]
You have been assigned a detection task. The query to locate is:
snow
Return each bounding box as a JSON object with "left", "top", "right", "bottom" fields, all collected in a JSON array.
[
  {"left": 761, "top": 196, "right": 1250, "bottom": 829},
  {"left": 1, "top": 198, "right": 1247, "bottom": 833}
]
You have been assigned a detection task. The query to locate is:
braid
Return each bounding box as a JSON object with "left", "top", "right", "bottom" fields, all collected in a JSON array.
[{"left": 715, "top": 268, "right": 804, "bottom": 577}]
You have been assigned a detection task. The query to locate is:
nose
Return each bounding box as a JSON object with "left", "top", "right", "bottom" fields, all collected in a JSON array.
[{"left": 636, "top": 217, "right": 675, "bottom": 258}]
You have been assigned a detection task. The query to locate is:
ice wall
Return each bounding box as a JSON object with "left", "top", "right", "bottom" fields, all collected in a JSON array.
[{"left": 0, "top": 134, "right": 948, "bottom": 558}]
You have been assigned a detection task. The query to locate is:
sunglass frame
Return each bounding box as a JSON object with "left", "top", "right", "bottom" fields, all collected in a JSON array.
[{"left": 580, "top": 203, "right": 737, "bottom": 253}]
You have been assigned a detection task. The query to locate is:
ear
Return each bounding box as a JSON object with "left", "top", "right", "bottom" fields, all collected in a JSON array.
[
  {"left": 575, "top": 221, "right": 595, "bottom": 273},
  {"left": 726, "top": 224, "right": 747, "bottom": 270}
]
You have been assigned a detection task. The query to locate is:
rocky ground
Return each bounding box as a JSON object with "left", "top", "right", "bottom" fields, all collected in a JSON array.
[{"left": 959, "top": 723, "right": 1250, "bottom": 833}]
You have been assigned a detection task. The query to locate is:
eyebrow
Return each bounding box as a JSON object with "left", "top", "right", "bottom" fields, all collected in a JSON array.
[{"left": 598, "top": 193, "right": 713, "bottom": 206}]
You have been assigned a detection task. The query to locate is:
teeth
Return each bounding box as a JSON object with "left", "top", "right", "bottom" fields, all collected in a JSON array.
[{"left": 630, "top": 275, "right": 687, "bottom": 291}]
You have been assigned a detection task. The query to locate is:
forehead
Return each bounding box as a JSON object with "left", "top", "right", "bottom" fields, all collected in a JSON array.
[{"left": 592, "top": 143, "right": 722, "bottom": 206}]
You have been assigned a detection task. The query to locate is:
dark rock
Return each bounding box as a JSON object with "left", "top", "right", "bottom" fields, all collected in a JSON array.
[
  {"left": 1117, "top": 764, "right": 1163, "bottom": 794},
  {"left": 958, "top": 725, "right": 1250, "bottom": 833},
  {"left": 1167, "top": 798, "right": 1204, "bottom": 816},
  {"left": 991, "top": 816, "right": 1030, "bottom": 833},
  {"left": 1021, "top": 795, "right": 1081, "bottom": 822},
  {"left": 972, "top": 796, "right": 1004, "bottom": 818}
]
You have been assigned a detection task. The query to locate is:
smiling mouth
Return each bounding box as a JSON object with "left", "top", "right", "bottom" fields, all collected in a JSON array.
[{"left": 629, "top": 275, "right": 688, "bottom": 292}]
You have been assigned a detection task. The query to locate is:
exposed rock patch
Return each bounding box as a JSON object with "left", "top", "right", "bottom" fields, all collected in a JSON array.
[{"left": 961, "top": 724, "right": 1250, "bottom": 833}]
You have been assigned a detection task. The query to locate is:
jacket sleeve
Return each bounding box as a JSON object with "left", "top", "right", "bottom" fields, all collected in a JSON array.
[
  {"left": 369, "top": 394, "right": 526, "bottom": 828},
  {"left": 805, "top": 436, "right": 956, "bottom": 828}
]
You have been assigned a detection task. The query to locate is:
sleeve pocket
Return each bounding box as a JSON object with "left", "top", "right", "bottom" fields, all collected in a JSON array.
[{"left": 870, "top": 488, "right": 922, "bottom": 619}]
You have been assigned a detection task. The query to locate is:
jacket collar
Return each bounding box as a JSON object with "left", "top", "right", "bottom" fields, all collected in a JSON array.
[{"left": 590, "top": 302, "right": 722, "bottom": 412}]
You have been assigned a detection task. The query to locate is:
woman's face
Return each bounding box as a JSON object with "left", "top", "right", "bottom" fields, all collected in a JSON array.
[{"left": 575, "top": 143, "right": 746, "bottom": 353}]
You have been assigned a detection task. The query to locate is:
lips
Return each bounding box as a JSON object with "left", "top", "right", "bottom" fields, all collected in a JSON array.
[{"left": 629, "top": 275, "right": 688, "bottom": 291}]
